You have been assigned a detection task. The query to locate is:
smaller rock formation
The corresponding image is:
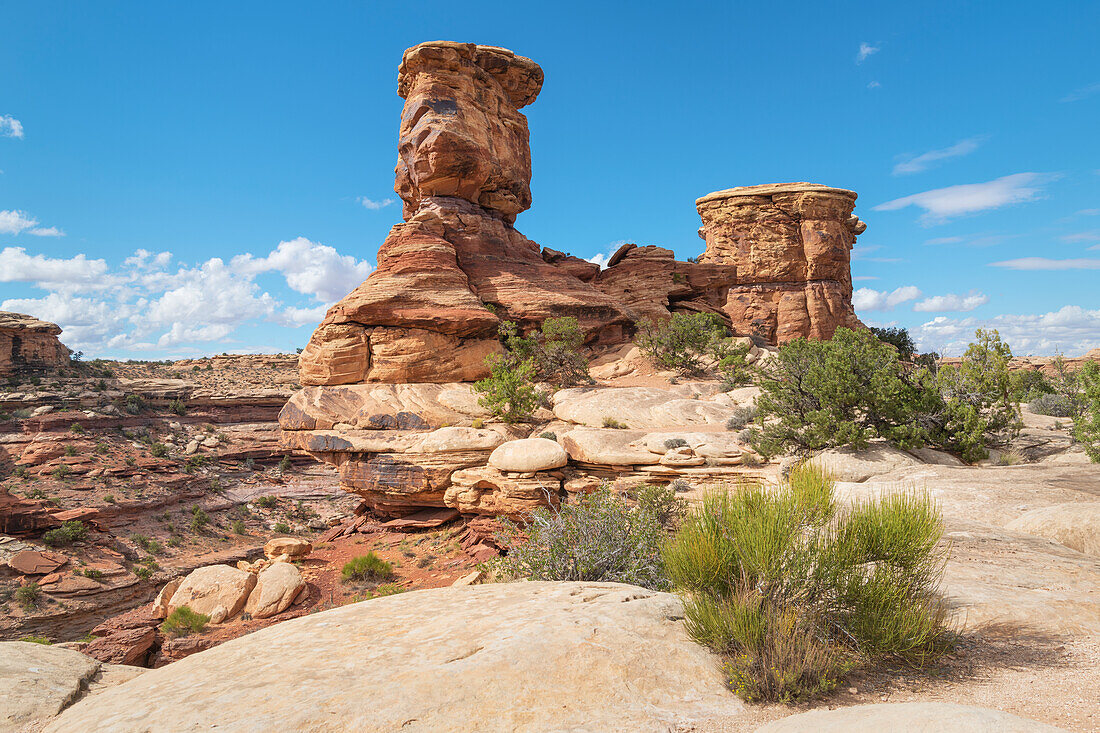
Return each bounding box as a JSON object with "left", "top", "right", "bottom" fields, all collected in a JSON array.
[
  {"left": 696, "top": 183, "right": 865, "bottom": 343},
  {"left": 243, "top": 562, "right": 307, "bottom": 619},
  {"left": 0, "top": 311, "right": 70, "bottom": 377},
  {"left": 263, "top": 537, "right": 313, "bottom": 562}
]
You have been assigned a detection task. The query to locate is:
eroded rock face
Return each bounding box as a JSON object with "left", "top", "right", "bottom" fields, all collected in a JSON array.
[
  {"left": 696, "top": 183, "right": 865, "bottom": 342},
  {"left": 0, "top": 311, "right": 70, "bottom": 377}
]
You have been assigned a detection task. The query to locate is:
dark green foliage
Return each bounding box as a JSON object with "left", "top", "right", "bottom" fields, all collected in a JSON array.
[
  {"left": 665, "top": 465, "right": 951, "bottom": 703},
  {"left": 496, "top": 485, "right": 677, "bottom": 590},
  {"left": 160, "top": 606, "right": 210, "bottom": 636},
  {"left": 635, "top": 312, "right": 730, "bottom": 374},
  {"left": 43, "top": 521, "right": 87, "bottom": 547},
  {"left": 278, "top": 455, "right": 292, "bottom": 472},
  {"left": 189, "top": 506, "right": 209, "bottom": 532},
  {"left": 273, "top": 521, "right": 291, "bottom": 534},
  {"left": 869, "top": 326, "right": 917, "bottom": 357},
  {"left": 16, "top": 583, "right": 41, "bottom": 610},
  {"left": 498, "top": 317, "right": 592, "bottom": 388},
  {"left": 717, "top": 343, "right": 754, "bottom": 391},
  {"left": 255, "top": 495, "right": 278, "bottom": 509},
  {"left": 473, "top": 353, "right": 540, "bottom": 424},
  {"left": 752, "top": 327, "right": 1021, "bottom": 463},
  {"left": 664, "top": 437, "right": 688, "bottom": 449},
  {"left": 1009, "top": 369, "right": 1054, "bottom": 403},
  {"left": 150, "top": 443, "right": 168, "bottom": 458},
  {"left": 602, "top": 416, "right": 628, "bottom": 429},
  {"left": 342, "top": 553, "right": 395, "bottom": 583},
  {"left": 122, "top": 394, "right": 147, "bottom": 414},
  {"left": 168, "top": 399, "right": 187, "bottom": 415},
  {"left": 1075, "top": 361, "right": 1100, "bottom": 462},
  {"left": 69, "top": 423, "right": 85, "bottom": 434},
  {"left": 131, "top": 534, "right": 163, "bottom": 555},
  {"left": 538, "top": 431, "right": 557, "bottom": 441},
  {"left": 231, "top": 519, "right": 247, "bottom": 535}
]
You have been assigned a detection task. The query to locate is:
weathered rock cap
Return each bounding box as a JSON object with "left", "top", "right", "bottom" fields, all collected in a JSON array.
[
  {"left": 696, "top": 182, "right": 858, "bottom": 208},
  {"left": 398, "top": 41, "right": 544, "bottom": 108}
]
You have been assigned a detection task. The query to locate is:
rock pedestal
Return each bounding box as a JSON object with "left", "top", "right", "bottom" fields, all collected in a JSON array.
[{"left": 696, "top": 183, "right": 865, "bottom": 343}]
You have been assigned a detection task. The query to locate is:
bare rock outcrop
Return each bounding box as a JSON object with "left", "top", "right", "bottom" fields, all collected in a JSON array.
[
  {"left": 0, "top": 311, "right": 70, "bottom": 377},
  {"left": 696, "top": 183, "right": 865, "bottom": 342}
]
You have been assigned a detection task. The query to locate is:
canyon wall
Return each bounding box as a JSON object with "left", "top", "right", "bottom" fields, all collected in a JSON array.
[{"left": 0, "top": 312, "right": 70, "bottom": 377}]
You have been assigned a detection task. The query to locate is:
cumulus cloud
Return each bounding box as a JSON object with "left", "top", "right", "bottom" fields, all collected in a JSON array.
[
  {"left": 914, "top": 306, "right": 1100, "bottom": 356},
  {"left": 0, "top": 115, "right": 23, "bottom": 139},
  {"left": 232, "top": 237, "right": 373, "bottom": 302},
  {"left": 913, "top": 291, "right": 989, "bottom": 313},
  {"left": 852, "top": 285, "right": 922, "bottom": 311},
  {"left": 892, "top": 137, "right": 984, "bottom": 176},
  {"left": 990, "top": 257, "right": 1100, "bottom": 270},
  {"left": 856, "top": 42, "right": 880, "bottom": 63},
  {"left": 873, "top": 173, "right": 1056, "bottom": 224},
  {"left": 586, "top": 241, "right": 631, "bottom": 270},
  {"left": 0, "top": 209, "right": 64, "bottom": 237},
  {"left": 1, "top": 239, "right": 374, "bottom": 356},
  {"left": 358, "top": 196, "right": 394, "bottom": 210},
  {"left": 1060, "top": 82, "right": 1100, "bottom": 103}
]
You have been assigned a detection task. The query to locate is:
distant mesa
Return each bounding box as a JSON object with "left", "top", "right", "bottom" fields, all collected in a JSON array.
[{"left": 0, "top": 311, "right": 71, "bottom": 378}]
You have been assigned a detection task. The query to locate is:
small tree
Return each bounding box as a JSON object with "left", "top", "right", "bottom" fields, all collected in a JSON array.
[
  {"left": 636, "top": 312, "right": 730, "bottom": 374},
  {"left": 1075, "top": 361, "right": 1100, "bottom": 462},
  {"left": 869, "top": 326, "right": 917, "bottom": 357},
  {"left": 473, "top": 354, "right": 540, "bottom": 424}
]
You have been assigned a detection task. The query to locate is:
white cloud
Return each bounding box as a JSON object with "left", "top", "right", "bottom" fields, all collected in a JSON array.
[
  {"left": 585, "top": 241, "right": 630, "bottom": 270},
  {"left": 867, "top": 81, "right": 881, "bottom": 89},
  {"left": 924, "top": 236, "right": 964, "bottom": 245},
  {"left": 852, "top": 285, "right": 922, "bottom": 311},
  {"left": 0, "top": 209, "right": 64, "bottom": 237},
  {"left": 990, "top": 257, "right": 1100, "bottom": 270},
  {"left": 892, "top": 136, "right": 984, "bottom": 175},
  {"left": 0, "top": 115, "right": 23, "bottom": 139},
  {"left": 280, "top": 304, "right": 330, "bottom": 327},
  {"left": 0, "top": 247, "right": 109, "bottom": 287},
  {"left": 358, "top": 196, "right": 394, "bottom": 210},
  {"left": 914, "top": 306, "right": 1100, "bottom": 356},
  {"left": 852, "top": 276, "right": 879, "bottom": 281},
  {"left": 913, "top": 291, "right": 989, "bottom": 312},
  {"left": 231, "top": 237, "right": 373, "bottom": 302},
  {"left": 873, "top": 173, "right": 1056, "bottom": 224},
  {"left": 1061, "top": 230, "right": 1100, "bottom": 243},
  {"left": 1077, "top": 208, "right": 1100, "bottom": 216},
  {"left": 856, "top": 42, "right": 880, "bottom": 64},
  {"left": 1060, "top": 82, "right": 1100, "bottom": 103}
]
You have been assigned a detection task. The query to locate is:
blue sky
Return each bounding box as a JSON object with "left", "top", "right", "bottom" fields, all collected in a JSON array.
[{"left": 1, "top": 1, "right": 1098, "bottom": 358}]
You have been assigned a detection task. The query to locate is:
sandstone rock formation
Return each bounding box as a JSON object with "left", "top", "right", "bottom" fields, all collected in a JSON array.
[
  {"left": 696, "top": 183, "right": 866, "bottom": 343},
  {"left": 0, "top": 311, "right": 69, "bottom": 377},
  {"left": 44, "top": 582, "right": 745, "bottom": 732}
]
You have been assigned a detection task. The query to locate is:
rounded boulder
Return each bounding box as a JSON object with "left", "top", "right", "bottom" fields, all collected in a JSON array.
[{"left": 488, "top": 438, "right": 568, "bottom": 472}]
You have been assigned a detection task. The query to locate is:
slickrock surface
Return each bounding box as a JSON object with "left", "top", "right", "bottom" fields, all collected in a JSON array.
[
  {"left": 44, "top": 582, "right": 746, "bottom": 733},
  {"left": 0, "top": 312, "right": 69, "bottom": 377},
  {"left": 755, "top": 702, "right": 1064, "bottom": 732},
  {"left": 696, "top": 183, "right": 866, "bottom": 343}
]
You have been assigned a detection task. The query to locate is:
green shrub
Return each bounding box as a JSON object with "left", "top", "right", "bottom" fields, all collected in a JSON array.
[
  {"left": 498, "top": 317, "right": 592, "bottom": 388},
  {"left": 69, "top": 423, "right": 85, "bottom": 434},
  {"left": 496, "top": 485, "right": 673, "bottom": 590},
  {"left": 342, "top": 553, "right": 395, "bottom": 583},
  {"left": 19, "top": 635, "right": 51, "bottom": 645},
  {"left": 538, "top": 431, "right": 557, "bottom": 441},
  {"left": 131, "top": 534, "right": 163, "bottom": 555},
  {"left": 473, "top": 353, "right": 540, "bottom": 424},
  {"left": 1009, "top": 369, "right": 1054, "bottom": 403},
  {"left": 602, "top": 416, "right": 628, "bottom": 429},
  {"left": 63, "top": 445, "right": 79, "bottom": 457},
  {"left": 1029, "top": 393, "right": 1077, "bottom": 418},
  {"left": 95, "top": 442, "right": 109, "bottom": 454},
  {"left": 16, "top": 583, "right": 41, "bottom": 611},
  {"left": 635, "top": 312, "right": 729, "bottom": 374},
  {"left": 725, "top": 405, "right": 757, "bottom": 431},
  {"left": 869, "top": 326, "right": 916, "bottom": 357},
  {"left": 665, "top": 465, "right": 951, "bottom": 703},
  {"left": 1075, "top": 361, "right": 1100, "bottom": 462},
  {"left": 664, "top": 437, "right": 688, "bottom": 449},
  {"left": 52, "top": 464, "right": 72, "bottom": 479},
  {"left": 79, "top": 568, "right": 106, "bottom": 581},
  {"left": 160, "top": 605, "right": 210, "bottom": 636},
  {"left": 273, "top": 521, "right": 291, "bottom": 534},
  {"left": 168, "top": 399, "right": 187, "bottom": 415},
  {"left": 123, "top": 394, "right": 147, "bottom": 415},
  {"left": 231, "top": 519, "right": 247, "bottom": 535},
  {"left": 150, "top": 443, "right": 168, "bottom": 458},
  {"left": 189, "top": 507, "right": 209, "bottom": 532},
  {"left": 42, "top": 521, "right": 87, "bottom": 547},
  {"left": 278, "top": 455, "right": 292, "bottom": 472},
  {"left": 255, "top": 495, "right": 278, "bottom": 509}
]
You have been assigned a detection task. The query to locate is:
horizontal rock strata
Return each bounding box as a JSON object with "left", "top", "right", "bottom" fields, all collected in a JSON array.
[{"left": 0, "top": 311, "right": 70, "bottom": 377}]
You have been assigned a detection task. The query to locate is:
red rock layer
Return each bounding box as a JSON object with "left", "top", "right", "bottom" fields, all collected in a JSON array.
[{"left": 0, "top": 311, "right": 70, "bottom": 377}]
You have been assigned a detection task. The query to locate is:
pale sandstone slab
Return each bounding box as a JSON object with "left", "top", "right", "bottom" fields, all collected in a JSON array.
[
  {"left": 1006, "top": 502, "right": 1100, "bottom": 558},
  {"left": 756, "top": 702, "right": 1063, "bottom": 732},
  {"left": 46, "top": 583, "right": 745, "bottom": 733}
]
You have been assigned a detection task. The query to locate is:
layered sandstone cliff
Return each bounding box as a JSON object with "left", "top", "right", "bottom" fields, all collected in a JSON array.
[
  {"left": 696, "top": 183, "right": 865, "bottom": 343},
  {"left": 0, "top": 312, "right": 70, "bottom": 377}
]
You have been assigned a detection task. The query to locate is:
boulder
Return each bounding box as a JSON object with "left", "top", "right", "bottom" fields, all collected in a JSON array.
[
  {"left": 46, "top": 583, "right": 744, "bottom": 732},
  {"left": 1005, "top": 502, "right": 1100, "bottom": 557},
  {"left": 166, "top": 565, "right": 257, "bottom": 623},
  {"left": 243, "top": 562, "right": 307, "bottom": 620},
  {"left": 756, "top": 702, "right": 1063, "bottom": 732},
  {"left": 152, "top": 578, "right": 181, "bottom": 619},
  {"left": 559, "top": 428, "right": 659, "bottom": 466},
  {"left": 81, "top": 627, "right": 156, "bottom": 667},
  {"left": 263, "top": 537, "right": 312, "bottom": 561},
  {"left": 487, "top": 438, "right": 568, "bottom": 472}
]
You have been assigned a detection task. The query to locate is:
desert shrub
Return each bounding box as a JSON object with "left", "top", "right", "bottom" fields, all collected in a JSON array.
[
  {"left": 189, "top": 506, "right": 209, "bottom": 532},
  {"left": 95, "top": 442, "right": 109, "bottom": 454},
  {"left": 63, "top": 445, "right": 78, "bottom": 457},
  {"left": 664, "top": 437, "right": 688, "bottom": 449},
  {"left": 150, "top": 443, "right": 168, "bottom": 458},
  {"left": 278, "top": 455, "right": 292, "bottom": 472},
  {"left": 1029, "top": 393, "right": 1077, "bottom": 418},
  {"left": 160, "top": 605, "right": 210, "bottom": 636},
  {"left": 1075, "top": 361, "right": 1100, "bottom": 462},
  {"left": 42, "top": 520, "right": 87, "bottom": 547},
  {"left": 52, "top": 464, "right": 72, "bottom": 479},
  {"left": 231, "top": 519, "right": 247, "bottom": 535},
  {"left": 725, "top": 405, "right": 757, "bottom": 431},
  {"left": 473, "top": 353, "right": 540, "bottom": 424},
  {"left": 496, "top": 485, "right": 672, "bottom": 590},
  {"left": 19, "top": 635, "right": 51, "bottom": 645},
  {"left": 69, "top": 423, "right": 85, "bottom": 434},
  {"left": 713, "top": 340, "right": 754, "bottom": 390},
  {"left": 131, "top": 533, "right": 163, "bottom": 555},
  {"left": 665, "top": 465, "right": 951, "bottom": 703},
  {"left": 602, "top": 416, "right": 627, "bottom": 429},
  {"left": 1009, "top": 369, "right": 1054, "bottom": 403},
  {"left": 255, "top": 495, "right": 278, "bottom": 509},
  {"left": 471, "top": 418, "right": 485, "bottom": 429},
  {"left": 636, "top": 312, "right": 730, "bottom": 374},
  {"left": 16, "top": 583, "right": 41, "bottom": 610},
  {"left": 273, "top": 521, "right": 291, "bottom": 534},
  {"left": 526, "top": 317, "right": 592, "bottom": 387},
  {"left": 752, "top": 327, "right": 1020, "bottom": 463},
  {"left": 538, "top": 431, "right": 557, "bottom": 441},
  {"left": 869, "top": 326, "right": 916, "bottom": 357},
  {"left": 168, "top": 399, "right": 187, "bottom": 416},
  {"left": 342, "top": 553, "right": 395, "bottom": 583},
  {"left": 122, "top": 394, "right": 147, "bottom": 414},
  {"left": 79, "top": 568, "right": 106, "bottom": 581}
]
